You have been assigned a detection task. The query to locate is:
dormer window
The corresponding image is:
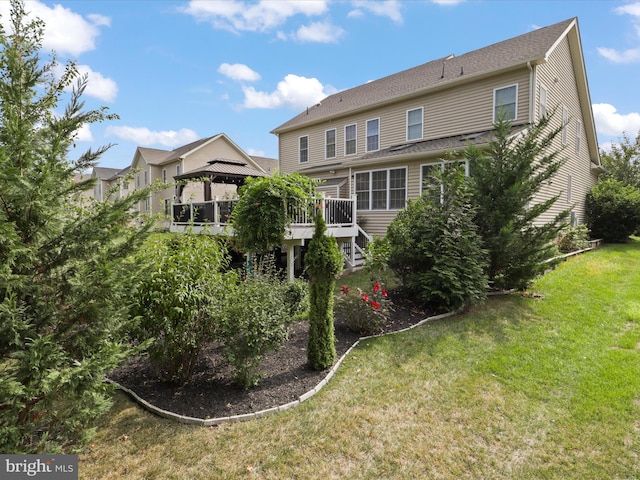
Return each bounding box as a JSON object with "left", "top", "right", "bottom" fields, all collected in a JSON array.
[{"left": 494, "top": 84, "right": 517, "bottom": 122}]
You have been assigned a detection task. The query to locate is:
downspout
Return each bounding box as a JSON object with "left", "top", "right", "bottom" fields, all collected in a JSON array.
[{"left": 527, "top": 61, "right": 535, "bottom": 124}]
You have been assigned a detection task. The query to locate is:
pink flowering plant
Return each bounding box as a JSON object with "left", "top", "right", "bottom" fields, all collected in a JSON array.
[{"left": 334, "top": 282, "right": 392, "bottom": 335}]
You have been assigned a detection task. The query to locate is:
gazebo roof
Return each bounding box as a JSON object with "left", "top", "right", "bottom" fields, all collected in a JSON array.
[{"left": 175, "top": 158, "right": 268, "bottom": 184}]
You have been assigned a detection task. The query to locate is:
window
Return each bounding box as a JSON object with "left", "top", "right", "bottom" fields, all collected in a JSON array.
[
  {"left": 407, "top": 107, "right": 423, "bottom": 141},
  {"left": 389, "top": 168, "right": 406, "bottom": 209},
  {"left": 494, "top": 84, "right": 518, "bottom": 121},
  {"left": 355, "top": 168, "right": 407, "bottom": 210},
  {"left": 145, "top": 196, "right": 151, "bottom": 212},
  {"left": 299, "top": 135, "right": 309, "bottom": 163},
  {"left": 539, "top": 84, "right": 548, "bottom": 119},
  {"left": 562, "top": 106, "right": 569, "bottom": 145},
  {"left": 567, "top": 174, "right": 572, "bottom": 203},
  {"left": 164, "top": 199, "right": 170, "bottom": 216},
  {"left": 576, "top": 120, "right": 582, "bottom": 154},
  {"left": 421, "top": 160, "right": 469, "bottom": 203},
  {"left": 345, "top": 124, "right": 357, "bottom": 155},
  {"left": 176, "top": 164, "right": 182, "bottom": 176},
  {"left": 355, "top": 172, "right": 370, "bottom": 210},
  {"left": 325, "top": 129, "right": 336, "bottom": 159},
  {"left": 162, "top": 169, "right": 167, "bottom": 183},
  {"left": 144, "top": 170, "right": 148, "bottom": 186},
  {"left": 366, "top": 118, "right": 380, "bottom": 152},
  {"left": 136, "top": 174, "right": 140, "bottom": 188},
  {"left": 123, "top": 180, "right": 129, "bottom": 190}
]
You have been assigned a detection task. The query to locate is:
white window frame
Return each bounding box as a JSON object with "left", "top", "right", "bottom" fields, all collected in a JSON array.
[
  {"left": 354, "top": 167, "right": 407, "bottom": 211},
  {"left": 325, "top": 128, "right": 336, "bottom": 159},
  {"left": 493, "top": 84, "right": 518, "bottom": 122},
  {"left": 420, "top": 160, "right": 469, "bottom": 201},
  {"left": 366, "top": 118, "right": 380, "bottom": 152},
  {"left": 539, "top": 84, "right": 548, "bottom": 119},
  {"left": 176, "top": 164, "right": 182, "bottom": 176},
  {"left": 576, "top": 120, "right": 582, "bottom": 154},
  {"left": 298, "top": 135, "right": 309, "bottom": 163},
  {"left": 406, "top": 107, "right": 423, "bottom": 141},
  {"left": 345, "top": 124, "right": 357, "bottom": 156},
  {"left": 562, "top": 106, "right": 569, "bottom": 145}
]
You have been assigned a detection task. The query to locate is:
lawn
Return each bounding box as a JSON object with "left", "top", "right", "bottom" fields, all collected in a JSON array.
[{"left": 80, "top": 241, "right": 640, "bottom": 479}]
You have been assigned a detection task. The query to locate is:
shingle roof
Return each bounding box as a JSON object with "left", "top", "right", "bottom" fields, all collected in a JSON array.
[
  {"left": 93, "top": 167, "right": 121, "bottom": 179},
  {"left": 250, "top": 155, "right": 278, "bottom": 174},
  {"left": 272, "top": 18, "right": 575, "bottom": 134}
]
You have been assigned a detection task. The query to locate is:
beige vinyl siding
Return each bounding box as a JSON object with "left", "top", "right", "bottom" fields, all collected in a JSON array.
[
  {"left": 532, "top": 37, "right": 597, "bottom": 226},
  {"left": 279, "top": 69, "right": 531, "bottom": 177}
]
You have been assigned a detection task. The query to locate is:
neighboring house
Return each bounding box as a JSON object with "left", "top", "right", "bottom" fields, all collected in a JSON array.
[
  {"left": 271, "top": 17, "right": 603, "bottom": 238},
  {"left": 91, "top": 167, "right": 121, "bottom": 202},
  {"left": 126, "top": 132, "right": 273, "bottom": 218}
]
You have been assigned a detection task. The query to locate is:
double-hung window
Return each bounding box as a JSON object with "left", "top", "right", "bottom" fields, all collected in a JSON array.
[
  {"left": 325, "top": 129, "right": 336, "bottom": 159},
  {"left": 299, "top": 135, "right": 309, "bottom": 163},
  {"left": 355, "top": 168, "right": 407, "bottom": 210},
  {"left": 494, "top": 84, "right": 518, "bottom": 121},
  {"left": 407, "top": 107, "right": 423, "bottom": 141},
  {"left": 345, "top": 124, "right": 357, "bottom": 155},
  {"left": 366, "top": 118, "right": 379, "bottom": 152},
  {"left": 562, "top": 106, "right": 569, "bottom": 145},
  {"left": 539, "top": 84, "right": 548, "bottom": 119},
  {"left": 144, "top": 170, "right": 148, "bottom": 186},
  {"left": 576, "top": 120, "right": 582, "bottom": 153},
  {"left": 162, "top": 169, "right": 167, "bottom": 183},
  {"left": 421, "top": 160, "right": 469, "bottom": 203},
  {"left": 176, "top": 164, "right": 182, "bottom": 176}
]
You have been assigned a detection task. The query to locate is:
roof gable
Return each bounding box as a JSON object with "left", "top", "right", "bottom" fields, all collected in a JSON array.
[{"left": 272, "top": 18, "right": 576, "bottom": 134}]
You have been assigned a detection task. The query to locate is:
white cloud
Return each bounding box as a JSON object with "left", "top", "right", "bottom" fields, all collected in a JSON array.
[
  {"left": 242, "top": 74, "right": 335, "bottom": 110},
  {"left": 615, "top": 2, "right": 640, "bottom": 17},
  {"left": 218, "top": 63, "right": 261, "bottom": 82},
  {"left": 593, "top": 103, "right": 640, "bottom": 137},
  {"left": 74, "top": 65, "right": 118, "bottom": 102},
  {"left": 597, "top": 46, "right": 640, "bottom": 63},
  {"left": 105, "top": 126, "right": 200, "bottom": 147},
  {"left": 349, "top": 0, "right": 403, "bottom": 24},
  {"left": 598, "top": 2, "right": 640, "bottom": 63},
  {"left": 430, "top": 0, "right": 465, "bottom": 5},
  {"left": 74, "top": 123, "right": 94, "bottom": 142},
  {"left": 294, "top": 21, "right": 345, "bottom": 43},
  {"left": 180, "top": 0, "right": 328, "bottom": 33},
  {"left": 0, "top": 1, "right": 110, "bottom": 57}
]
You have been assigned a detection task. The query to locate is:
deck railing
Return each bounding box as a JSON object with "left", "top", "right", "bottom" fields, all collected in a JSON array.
[{"left": 172, "top": 196, "right": 356, "bottom": 229}]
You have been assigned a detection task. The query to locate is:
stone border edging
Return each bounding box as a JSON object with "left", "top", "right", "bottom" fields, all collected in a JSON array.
[{"left": 108, "top": 310, "right": 458, "bottom": 427}]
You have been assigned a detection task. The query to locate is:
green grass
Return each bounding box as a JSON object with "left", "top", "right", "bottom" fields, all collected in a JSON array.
[{"left": 80, "top": 241, "right": 640, "bottom": 479}]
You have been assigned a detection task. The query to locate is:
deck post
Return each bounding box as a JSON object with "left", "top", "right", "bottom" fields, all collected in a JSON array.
[{"left": 287, "top": 244, "right": 295, "bottom": 282}]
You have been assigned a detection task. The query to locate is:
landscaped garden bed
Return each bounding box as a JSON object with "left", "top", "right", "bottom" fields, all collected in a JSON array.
[{"left": 109, "top": 287, "right": 432, "bottom": 420}]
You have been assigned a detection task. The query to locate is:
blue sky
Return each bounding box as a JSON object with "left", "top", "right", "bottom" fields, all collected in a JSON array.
[{"left": 2, "top": 0, "right": 640, "bottom": 170}]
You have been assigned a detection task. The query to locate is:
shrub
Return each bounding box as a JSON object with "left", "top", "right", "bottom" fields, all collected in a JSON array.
[
  {"left": 335, "top": 283, "right": 391, "bottom": 336},
  {"left": 129, "top": 234, "right": 233, "bottom": 384},
  {"left": 306, "top": 211, "right": 344, "bottom": 370},
  {"left": 585, "top": 178, "right": 640, "bottom": 243},
  {"left": 556, "top": 225, "right": 590, "bottom": 253},
  {"left": 386, "top": 162, "right": 487, "bottom": 312},
  {"left": 219, "top": 256, "right": 298, "bottom": 389}
]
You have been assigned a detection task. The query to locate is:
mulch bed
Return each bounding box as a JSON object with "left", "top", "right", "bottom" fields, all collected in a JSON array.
[{"left": 109, "top": 288, "right": 433, "bottom": 420}]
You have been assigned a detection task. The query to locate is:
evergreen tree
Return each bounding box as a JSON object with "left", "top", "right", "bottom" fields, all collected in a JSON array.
[
  {"left": 466, "top": 114, "right": 569, "bottom": 290},
  {"left": 305, "top": 211, "right": 343, "bottom": 370},
  {"left": 387, "top": 162, "right": 488, "bottom": 312},
  {"left": 0, "top": 0, "right": 155, "bottom": 452}
]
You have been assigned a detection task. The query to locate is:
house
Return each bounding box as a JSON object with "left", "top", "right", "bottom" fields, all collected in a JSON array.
[{"left": 271, "top": 17, "right": 603, "bottom": 242}]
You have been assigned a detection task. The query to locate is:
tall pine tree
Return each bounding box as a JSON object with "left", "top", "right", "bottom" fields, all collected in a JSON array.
[
  {"left": 466, "top": 113, "right": 569, "bottom": 290},
  {"left": 0, "top": 0, "right": 155, "bottom": 452}
]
